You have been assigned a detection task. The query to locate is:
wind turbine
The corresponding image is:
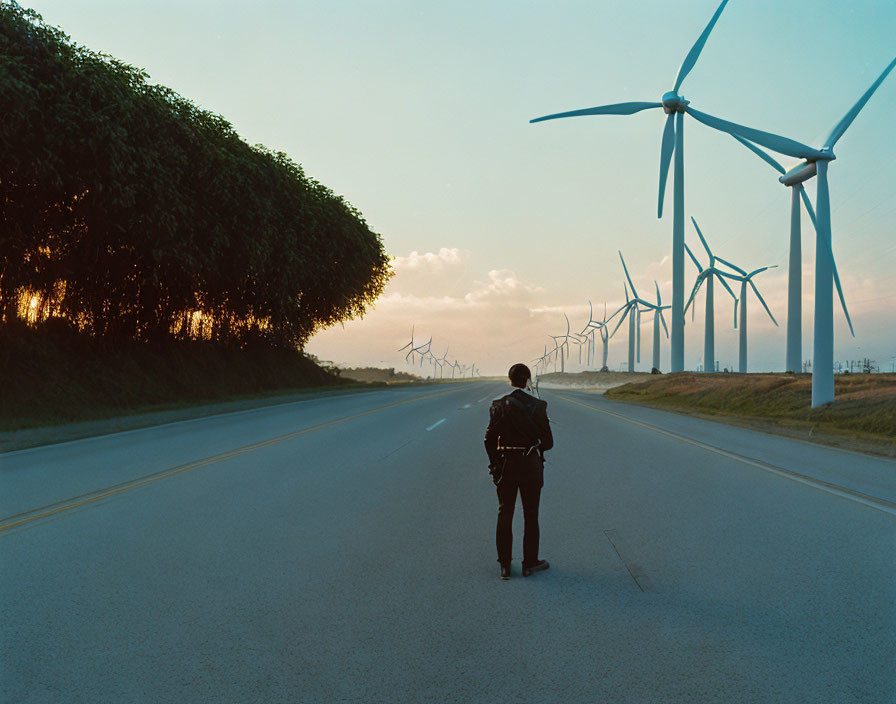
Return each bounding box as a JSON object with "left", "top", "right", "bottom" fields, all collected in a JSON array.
[
  {"left": 617, "top": 251, "right": 671, "bottom": 372},
  {"left": 584, "top": 302, "right": 611, "bottom": 371},
  {"left": 683, "top": 55, "right": 896, "bottom": 405},
  {"left": 579, "top": 301, "right": 606, "bottom": 369},
  {"left": 412, "top": 336, "right": 432, "bottom": 368},
  {"left": 531, "top": 0, "right": 735, "bottom": 374},
  {"left": 609, "top": 282, "right": 639, "bottom": 373},
  {"left": 642, "top": 283, "right": 671, "bottom": 372},
  {"left": 422, "top": 347, "right": 439, "bottom": 378},
  {"left": 439, "top": 346, "right": 450, "bottom": 380},
  {"left": 715, "top": 259, "right": 778, "bottom": 374},
  {"left": 727, "top": 133, "right": 854, "bottom": 373},
  {"left": 550, "top": 314, "right": 574, "bottom": 373},
  {"left": 683, "top": 217, "right": 739, "bottom": 372},
  {"left": 398, "top": 326, "right": 417, "bottom": 365}
]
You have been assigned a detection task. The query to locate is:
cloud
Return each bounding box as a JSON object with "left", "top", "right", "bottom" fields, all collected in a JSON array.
[
  {"left": 392, "top": 247, "right": 466, "bottom": 272},
  {"left": 464, "top": 269, "right": 544, "bottom": 305},
  {"left": 307, "top": 256, "right": 563, "bottom": 372}
]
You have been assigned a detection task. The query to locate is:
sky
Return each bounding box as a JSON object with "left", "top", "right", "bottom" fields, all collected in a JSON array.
[{"left": 24, "top": 0, "right": 896, "bottom": 375}]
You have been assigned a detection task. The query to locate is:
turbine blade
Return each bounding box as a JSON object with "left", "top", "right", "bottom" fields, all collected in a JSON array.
[
  {"left": 655, "top": 281, "right": 662, "bottom": 306},
  {"left": 733, "top": 299, "right": 738, "bottom": 329},
  {"left": 714, "top": 270, "right": 738, "bottom": 300},
  {"left": 832, "top": 256, "right": 855, "bottom": 337},
  {"left": 659, "top": 309, "right": 669, "bottom": 338},
  {"left": 530, "top": 101, "right": 663, "bottom": 123},
  {"left": 685, "top": 274, "right": 706, "bottom": 315},
  {"left": 715, "top": 256, "right": 747, "bottom": 276},
  {"left": 618, "top": 251, "right": 638, "bottom": 298},
  {"left": 749, "top": 280, "right": 778, "bottom": 326},
  {"left": 683, "top": 277, "right": 703, "bottom": 313},
  {"left": 825, "top": 56, "right": 896, "bottom": 149},
  {"left": 684, "top": 242, "right": 703, "bottom": 271},
  {"left": 798, "top": 185, "right": 818, "bottom": 229},
  {"left": 610, "top": 305, "right": 631, "bottom": 337},
  {"left": 686, "top": 107, "right": 824, "bottom": 160},
  {"left": 673, "top": 0, "right": 730, "bottom": 93},
  {"left": 748, "top": 265, "right": 776, "bottom": 277},
  {"left": 795, "top": 192, "right": 851, "bottom": 333},
  {"left": 690, "top": 216, "right": 713, "bottom": 261},
  {"left": 731, "top": 133, "right": 786, "bottom": 174},
  {"left": 657, "top": 113, "right": 675, "bottom": 218}
]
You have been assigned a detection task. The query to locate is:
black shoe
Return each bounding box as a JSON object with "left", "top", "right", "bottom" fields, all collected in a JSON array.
[
  {"left": 522, "top": 560, "right": 549, "bottom": 577},
  {"left": 500, "top": 564, "right": 511, "bottom": 580}
]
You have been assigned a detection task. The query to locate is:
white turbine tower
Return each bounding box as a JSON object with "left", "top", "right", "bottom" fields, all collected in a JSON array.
[
  {"left": 531, "top": 0, "right": 738, "bottom": 374},
  {"left": 685, "top": 56, "right": 896, "bottom": 405},
  {"left": 683, "top": 217, "right": 738, "bottom": 372},
  {"left": 727, "top": 133, "right": 854, "bottom": 373},
  {"left": 715, "top": 259, "right": 778, "bottom": 374}
]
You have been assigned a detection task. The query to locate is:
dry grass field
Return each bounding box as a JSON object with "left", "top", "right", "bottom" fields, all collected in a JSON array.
[{"left": 604, "top": 372, "right": 896, "bottom": 456}]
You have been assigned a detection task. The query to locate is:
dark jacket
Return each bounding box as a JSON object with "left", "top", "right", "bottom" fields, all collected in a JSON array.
[{"left": 484, "top": 388, "right": 553, "bottom": 468}]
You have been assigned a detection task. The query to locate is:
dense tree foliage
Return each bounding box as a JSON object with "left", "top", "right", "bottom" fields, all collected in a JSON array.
[{"left": 0, "top": 2, "right": 390, "bottom": 347}]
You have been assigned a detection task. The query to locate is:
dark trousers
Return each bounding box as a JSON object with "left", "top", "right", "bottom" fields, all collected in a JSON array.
[{"left": 495, "top": 454, "right": 544, "bottom": 567}]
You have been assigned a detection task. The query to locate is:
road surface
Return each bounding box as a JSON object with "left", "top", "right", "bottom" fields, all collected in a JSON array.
[{"left": 2, "top": 382, "right": 894, "bottom": 702}]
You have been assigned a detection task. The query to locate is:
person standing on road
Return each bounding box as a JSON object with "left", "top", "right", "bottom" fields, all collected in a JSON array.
[{"left": 484, "top": 363, "right": 553, "bottom": 580}]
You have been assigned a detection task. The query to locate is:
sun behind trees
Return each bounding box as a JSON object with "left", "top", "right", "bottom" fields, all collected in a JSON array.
[{"left": 0, "top": 3, "right": 391, "bottom": 348}]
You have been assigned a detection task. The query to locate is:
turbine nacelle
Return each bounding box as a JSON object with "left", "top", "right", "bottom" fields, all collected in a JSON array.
[
  {"left": 778, "top": 160, "right": 816, "bottom": 187},
  {"left": 661, "top": 92, "right": 689, "bottom": 114}
]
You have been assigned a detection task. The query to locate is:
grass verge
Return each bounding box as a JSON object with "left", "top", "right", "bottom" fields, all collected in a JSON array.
[{"left": 604, "top": 372, "right": 896, "bottom": 457}]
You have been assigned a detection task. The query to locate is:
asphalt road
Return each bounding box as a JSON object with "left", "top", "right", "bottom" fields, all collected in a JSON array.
[{"left": 2, "top": 382, "right": 894, "bottom": 703}]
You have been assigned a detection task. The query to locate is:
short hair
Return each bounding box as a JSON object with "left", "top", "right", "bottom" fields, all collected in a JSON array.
[{"left": 508, "top": 363, "right": 531, "bottom": 388}]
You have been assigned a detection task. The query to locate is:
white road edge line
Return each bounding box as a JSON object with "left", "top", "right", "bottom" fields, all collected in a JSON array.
[
  {"left": 426, "top": 418, "right": 447, "bottom": 431},
  {"left": 557, "top": 394, "right": 896, "bottom": 517}
]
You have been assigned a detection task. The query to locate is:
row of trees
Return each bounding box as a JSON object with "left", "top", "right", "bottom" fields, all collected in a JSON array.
[{"left": 0, "top": 2, "right": 391, "bottom": 347}]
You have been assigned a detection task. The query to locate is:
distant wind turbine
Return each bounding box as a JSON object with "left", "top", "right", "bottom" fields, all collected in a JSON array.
[
  {"left": 412, "top": 336, "right": 432, "bottom": 368},
  {"left": 397, "top": 326, "right": 417, "bottom": 365},
  {"left": 616, "top": 252, "right": 670, "bottom": 372},
  {"left": 550, "top": 314, "right": 574, "bottom": 373},
  {"left": 531, "top": 0, "right": 737, "bottom": 373},
  {"left": 715, "top": 259, "right": 778, "bottom": 374},
  {"left": 609, "top": 280, "right": 639, "bottom": 373},
  {"left": 683, "top": 217, "right": 739, "bottom": 372},
  {"left": 583, "top": 301, "right": 611, "bottom": 371}
]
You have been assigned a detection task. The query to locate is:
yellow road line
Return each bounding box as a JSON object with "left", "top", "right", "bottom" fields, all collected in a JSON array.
[
  {"left": 555, "top": 392, "right": 896, "bottom": 517},
  {"left": 1, "top": 386, "right": 469, "bottom": 534}
]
